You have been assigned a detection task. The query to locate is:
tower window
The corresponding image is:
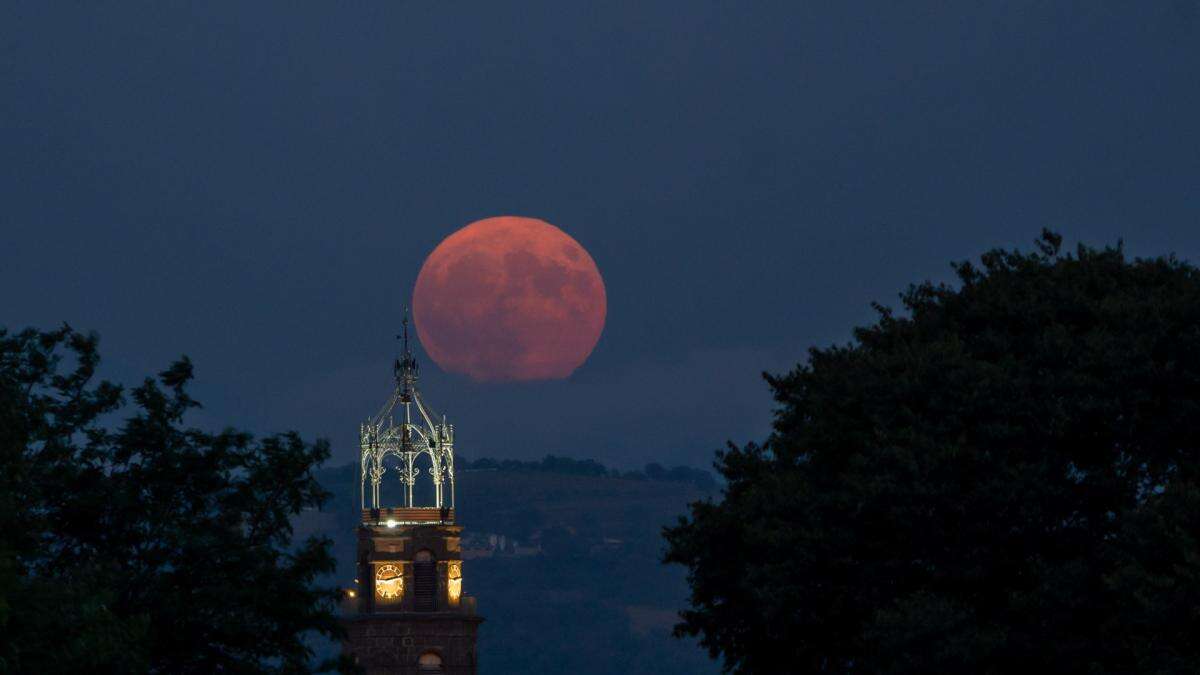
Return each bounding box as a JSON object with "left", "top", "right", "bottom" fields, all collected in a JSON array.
[
  {"left": 417, "top": 651, "right": 443, "bottom": 672},
  {"left": 414, "top": 549, "right": 436, "bottom": 611}
]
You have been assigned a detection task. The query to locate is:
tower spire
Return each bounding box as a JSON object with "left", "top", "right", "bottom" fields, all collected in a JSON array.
[
  {"left": 401, "top": 307, "right": 412, "bottom": 357},
  {"left": 395, "top": 308, "right": 418, "bottom": 402},
  {"left": 364, "top": 310, "right": 455, "bottom": 511}
]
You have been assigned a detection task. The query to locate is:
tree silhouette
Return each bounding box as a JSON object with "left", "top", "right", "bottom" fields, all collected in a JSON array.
[
  {"left": 0, "top": 326, "right": 352, "bottom": 673},
  {"left": 665, "top": 232, "right": 1200, "bottom": 674}
]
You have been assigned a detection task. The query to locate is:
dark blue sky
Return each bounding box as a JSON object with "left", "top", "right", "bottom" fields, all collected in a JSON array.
[{"left": 3, "top": 2, "right": 1198, "bottom": 469}]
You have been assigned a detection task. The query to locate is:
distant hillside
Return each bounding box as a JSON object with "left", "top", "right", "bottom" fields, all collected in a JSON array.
[{"left": 307, "top": 459, "right": 722, "bottom": 675}]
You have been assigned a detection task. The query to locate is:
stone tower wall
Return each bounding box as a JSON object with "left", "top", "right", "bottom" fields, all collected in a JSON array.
[
  {"left": 345, "top": 614, "right": 481, "bottom": 675},
  {"left": 344, "top": 519, "right": 482, "bottom": 674}
]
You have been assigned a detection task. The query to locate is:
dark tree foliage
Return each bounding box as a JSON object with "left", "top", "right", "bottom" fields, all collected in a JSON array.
[
  {"left": 664, "top": 233, "right": 1200, "bottom": 674},
  {"left": 0, "top": 326, "right": 351, "bottom": 674}
]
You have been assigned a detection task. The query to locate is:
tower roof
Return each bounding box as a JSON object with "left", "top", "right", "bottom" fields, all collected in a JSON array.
[{"left": 360, "top": 313, "right": 456, "bottom": 514}]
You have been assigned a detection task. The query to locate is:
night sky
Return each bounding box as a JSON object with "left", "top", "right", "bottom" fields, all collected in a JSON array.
[{"left": 3, "top": 3, "right": 1198, "bottom": 470}]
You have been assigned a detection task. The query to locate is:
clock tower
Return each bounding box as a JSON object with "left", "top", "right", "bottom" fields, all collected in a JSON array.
[{"left": 344, "top": 319, "right": 482, "bottom": 674}]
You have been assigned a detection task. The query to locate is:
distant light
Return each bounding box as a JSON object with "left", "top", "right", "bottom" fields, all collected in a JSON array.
[
  {"left": 347, "top": 589, "right": 357, "bottom": 598},
  {"left": 386, "top": 519, "right": 397, "bottom": 528}
]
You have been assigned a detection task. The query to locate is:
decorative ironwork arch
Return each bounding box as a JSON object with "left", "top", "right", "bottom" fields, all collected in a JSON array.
[{"left": 360, "top": 315, "right": 456, "bottom": 510}]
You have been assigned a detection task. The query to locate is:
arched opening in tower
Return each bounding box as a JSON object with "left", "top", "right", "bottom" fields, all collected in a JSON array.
[
  {"left": 413, "top": 549, "right": 437, "bottom": 611},
  {"left": 376, "top": 454, "right": 406, "bottom": 507},
  {"left": 411, "top": 451, "right": 438, "bottom": 507},
  {"left": 417, "top": 651, "right": 444, "bottom": 672}
]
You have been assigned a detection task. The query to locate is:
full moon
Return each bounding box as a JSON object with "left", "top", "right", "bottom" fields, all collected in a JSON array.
[{"left": 412, "top": 216, "right": 607, "bottom": 382}]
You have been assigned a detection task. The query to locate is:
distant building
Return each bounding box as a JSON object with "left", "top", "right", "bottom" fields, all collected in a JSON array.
[
  {"left": 460, "top": 532, "right": 542, "bottom": 559},
  {"left": 343, "top": 319, "right": 482, "bottom": 674},
  {"left": 511, "top": 543, "right": 542, "bottom": 557}
]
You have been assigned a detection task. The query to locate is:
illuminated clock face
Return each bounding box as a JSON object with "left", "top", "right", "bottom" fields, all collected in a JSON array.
[
  {"left": 447, "top": 561, "right": 463, "bottom": 605},
  {"left": 376, "top": 564, "right": 403, "bottom": 600}
]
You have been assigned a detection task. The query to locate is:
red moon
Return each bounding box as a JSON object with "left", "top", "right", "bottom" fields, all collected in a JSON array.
[{"left": 412, "top": 216, "right": 607, "bottom": 382}]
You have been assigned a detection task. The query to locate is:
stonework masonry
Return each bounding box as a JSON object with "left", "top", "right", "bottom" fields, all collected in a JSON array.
[
  {"left": 343, "top": 518, "right": 483, "bottom": 673},
  {"left": 344, "top": 613, "right": 481, "bottom": 675}
]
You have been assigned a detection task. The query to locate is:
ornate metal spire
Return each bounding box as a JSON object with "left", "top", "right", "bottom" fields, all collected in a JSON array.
[
  {"left": 360, "top": 312, "right": 456, "bottom": 515},
  {"left": 395, "top": 309, "right": 419, "bottom": 403}
]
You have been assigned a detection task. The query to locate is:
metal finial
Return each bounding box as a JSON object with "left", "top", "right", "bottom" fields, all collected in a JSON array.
[
  {"left": 401, "top": 308, "right": 411, "bottom": 357},
  {"left": 394, "top": 308, "right": 418, "bottom": 398}
]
